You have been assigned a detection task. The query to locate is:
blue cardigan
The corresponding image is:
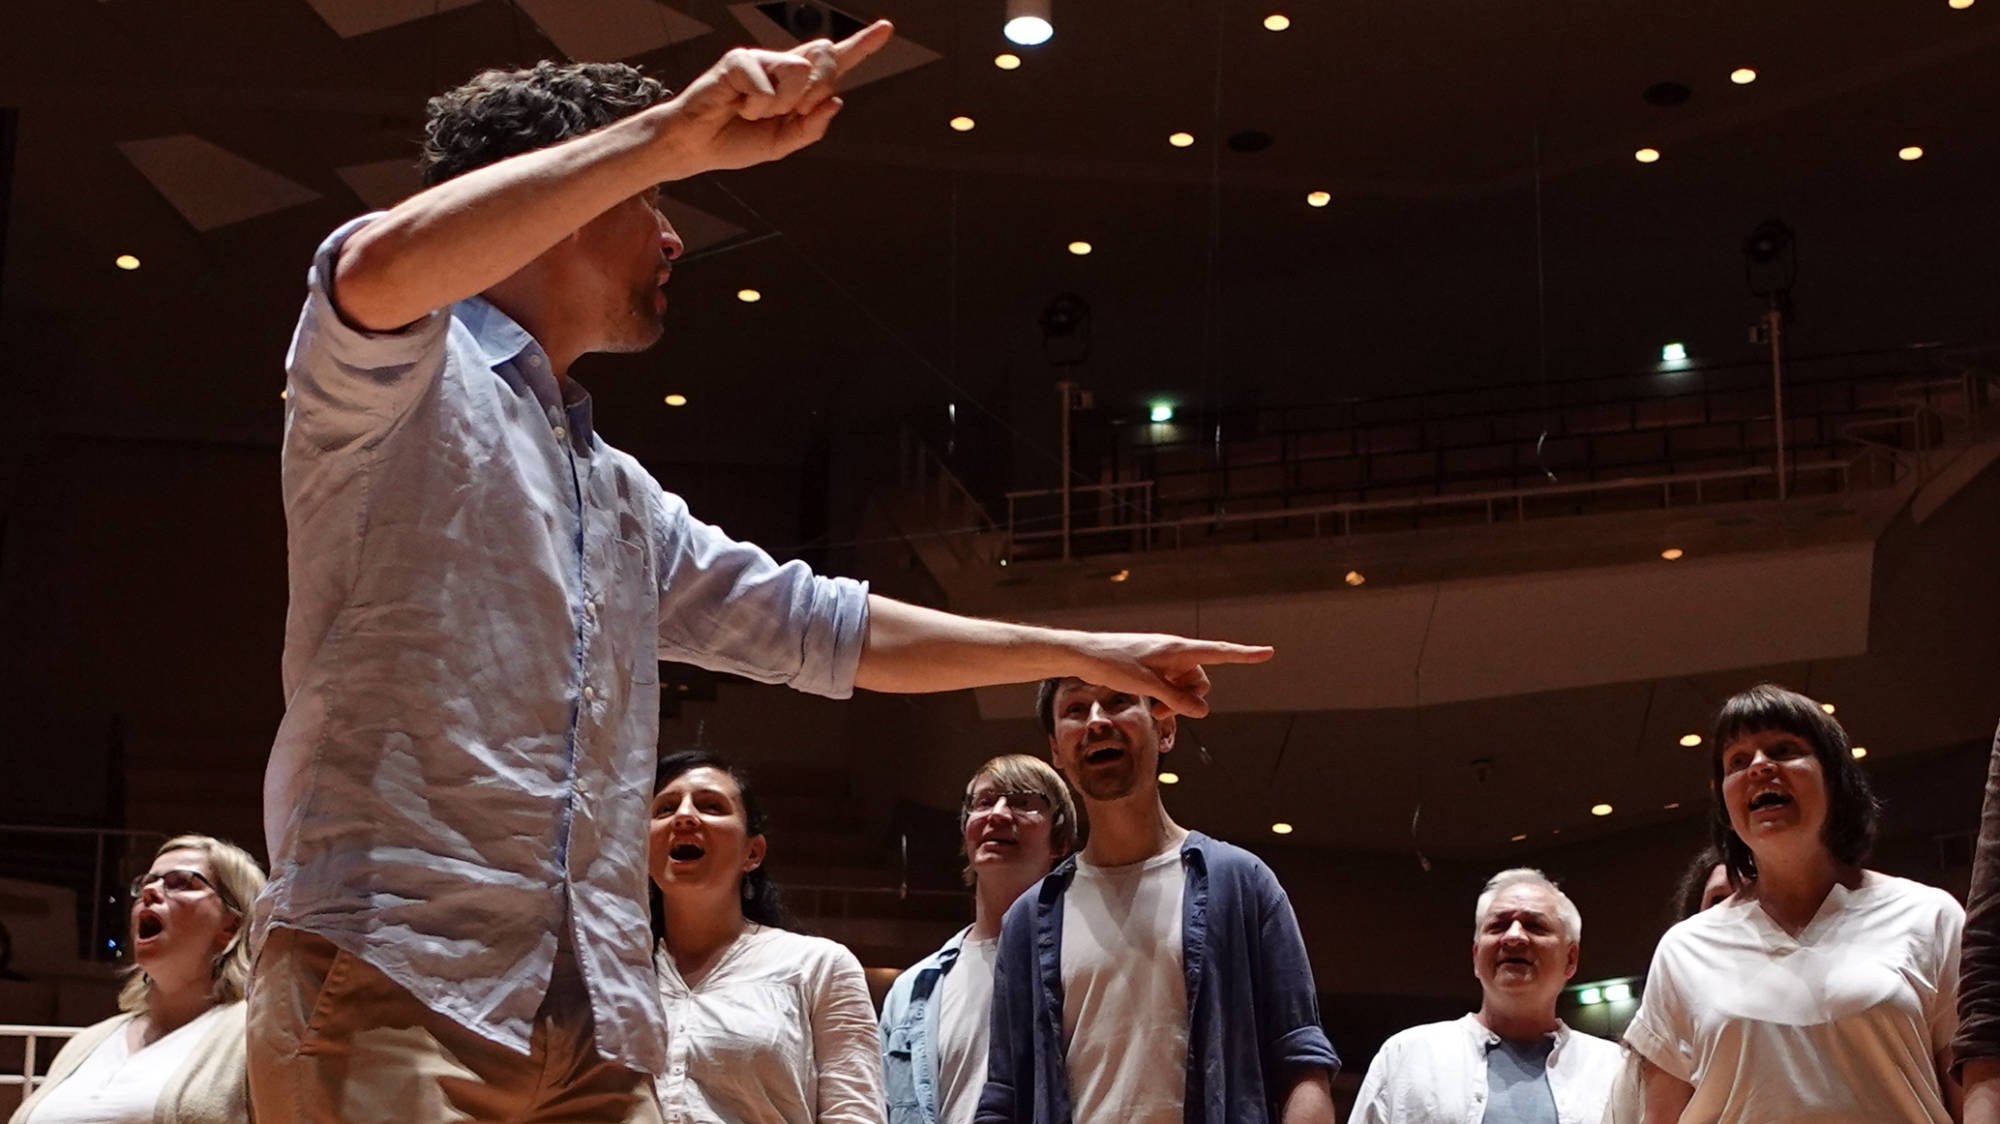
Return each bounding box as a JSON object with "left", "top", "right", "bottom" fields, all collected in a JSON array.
[{"left": 974, "top": 831, "right": 1339, "bottom": 1124}]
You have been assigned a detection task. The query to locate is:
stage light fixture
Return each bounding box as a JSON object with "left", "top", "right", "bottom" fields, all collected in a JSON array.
[{"left": 1004, "top": 0, "right": 1053, "bottom": 45}]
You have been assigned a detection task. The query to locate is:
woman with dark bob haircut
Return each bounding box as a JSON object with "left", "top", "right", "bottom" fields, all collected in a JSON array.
[
  {"left": 1623, "top": 684, "right": 1965, "bottom": 1124},
  {"left": 646, "top": 748, "right": 884, "bottom": 1124}
]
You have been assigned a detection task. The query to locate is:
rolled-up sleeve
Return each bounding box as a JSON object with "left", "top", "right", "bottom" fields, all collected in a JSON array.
[
  {"left": 1956, "top": 727, "right": 2000, "bottom": 1070},
  {"left": 1253, "top": 861, "right": 1340, "bottom": 1079},
  {"left": 1622, "top": 939, "right": 1696, "bottom": 1084},
  {"left": 650, "top": 485, "right": 869, "bottom": 698},
  {"left": 285, "top": 214, "right": 449, "bottom": 436}
]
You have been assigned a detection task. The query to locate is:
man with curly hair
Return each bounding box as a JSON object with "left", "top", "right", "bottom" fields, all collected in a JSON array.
[{"left": 251, "top": 24, "right": 1274, "bottom": 1124}]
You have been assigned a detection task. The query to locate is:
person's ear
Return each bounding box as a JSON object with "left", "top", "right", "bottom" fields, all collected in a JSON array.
[
  {"left": 1156, "top": 712, "right": 1177, "bottom": 755},
  {"left": 744, "top": 834, "right": 767, "bottom": 874},
  {"left": 1563, "top": 941, "right": 1580, "bottom": 981}
]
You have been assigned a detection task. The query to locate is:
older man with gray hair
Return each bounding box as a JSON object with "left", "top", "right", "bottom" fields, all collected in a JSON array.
[{"left": 1351, "top": 868, "right": 1622, "bottom": 1124}]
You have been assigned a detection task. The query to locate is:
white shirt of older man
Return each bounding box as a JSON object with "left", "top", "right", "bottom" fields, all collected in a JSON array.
[{"left": 1350, "top": 1013, "right": 1623, "bottom": 1124}]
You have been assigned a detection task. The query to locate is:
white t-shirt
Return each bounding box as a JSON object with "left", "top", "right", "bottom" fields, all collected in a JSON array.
[
  {"left": 1060, "top": 842, "right": 1188, "bottom": 1124},
  {"left": 655, "top": 925, "right": 886, "bottom": 1124},
  {"left": 1624, "top": 873, "right": 1963, "bottom": 1124},
  {"left": 935, "top": 934, "right": 1000, "bottom": 1124},
  {"left": 22, "top": 1005, "right": 229, "bottom": 1124}
]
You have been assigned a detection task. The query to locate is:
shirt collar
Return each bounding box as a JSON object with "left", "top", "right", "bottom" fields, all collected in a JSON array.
[
  {"left": 1462, "top": 1012, "right": 1570, "bottom": 1050},
  {"left": 458, "top": 295, "right": 597, "bottom": 449}
]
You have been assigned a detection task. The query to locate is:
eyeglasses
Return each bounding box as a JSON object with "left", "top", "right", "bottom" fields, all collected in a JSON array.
[
  {"left": 130, "top": 868, "right": 218, "bottom": 899},
  {"left": 965, "top": 790, "right": 1053, "bottom": 818}
]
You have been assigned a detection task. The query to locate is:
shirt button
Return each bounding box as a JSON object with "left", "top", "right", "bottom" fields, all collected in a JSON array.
[
  {"left": 583, "top": 685, "right": 596, "bottom": 702},
  {"left": 527, "top": 354, "right": 542, "bottom": 366},
  {"left": 553, "top": 426, "right": 567, "bottom": 442},
  {"left": 584, "top": 601, "right": 598, "bottom": 620}
]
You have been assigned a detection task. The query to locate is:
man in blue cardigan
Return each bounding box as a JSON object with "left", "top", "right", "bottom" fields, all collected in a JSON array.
[{"left": 976, "top": 678, "right": 1339, "bottom": 1124}]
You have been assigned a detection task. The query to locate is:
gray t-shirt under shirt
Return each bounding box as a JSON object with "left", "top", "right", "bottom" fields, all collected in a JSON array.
[{"left": 1484, "top": 1035, "right": 1559, "bottom": 1124}]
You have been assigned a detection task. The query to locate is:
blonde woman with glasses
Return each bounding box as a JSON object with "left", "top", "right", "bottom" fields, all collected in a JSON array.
[{"left": 10, "top": 834, "right": 265, "bottom": 1124}]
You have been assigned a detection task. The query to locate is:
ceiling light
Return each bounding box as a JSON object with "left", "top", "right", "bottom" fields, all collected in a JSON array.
[
  {"left": 1270, "top": 822, "right": 1294, "bottom": 835},
  {"left": 1003, "top": 0, "right": 1053, "bottom": 45},
  {"left": 1510, "top": 833, "right": 1528, "bottom": 842},
  {"left": 1108, "top": 568, "right": 1130, "bottom": 582},
  {"left": 1590, "top": 803, "right": 1614, "bottom": 817},
  {"left": 1661, "top": 547, "right": 1685, "bottom": 561},
  {"left": 1159, "top": 771, "right": 1180, "bottom": 785},
  {"left": 114, "top": 254, "right": 142, "bottom": 271},
  {"left": 1263, "top": 13, "right": 1291, "bottom": 30},
  {"left": 1634, "top": 147, "right": 1661, "bottom": 164},
  {"left": 1168, "top": 132, "right": 1195, "bottom": 148},
  {"left": 1578, "top": 986, "right": 1603, "bottom": 1006},
  {"left": 1820, "top": 702, "right": 1836, "bottom": 715},
  {"left": 1730, "top": 67, "right": 1758, "bottom": 85},
  {"left": 1067, "top": 240, "right": 1092, "bottom": 256},
  {"left": 664, "top": 394, "right": 688, "bottom": 407},
  {"left": 1679, "top": 734, "right": 1702, "bottom": 747},
  {"left": 1664, "top": 802, "right": 1681, "bottom": 810},
  {"left": 994, "top": 52, "right": 1022, "bottom": 70},
  {"left": 1604, "top": 982, "right": 1634, "bottom": 1003},
  {"left": 1851, "top": 746, "right": 1868, "bottom": 759},
  {"left": 1306, "top": 190, "right": 1332, "bottom": 208},
  {"left": 736, "top": 288, "right": 762, "bottom": 303},
  {"left": 1950, "top": 0, "right": 1974, "bottom": 9},
  {"left": 950, "top": 116, "right": 976, "bottom": 132},
  {"left": 1149, "top": 403, "right": 1175, "bottom": 422},
  {"left": 1898, "top": 145, "right": 1925, "bottom": 162},
  {"left": 279, "top": 388, "right": 289, "bottom": 401},
  {"left": 1661, "top": 342, "right": 1687, "bottom": 362},
  {"left": 1344, "top": 570, "right": 1365, "bottom": 586}
]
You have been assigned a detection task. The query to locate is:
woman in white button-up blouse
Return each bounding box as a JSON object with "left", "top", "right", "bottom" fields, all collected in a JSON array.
[{"left": 647, "top": 749, "right": 886, "bottom": 1124}]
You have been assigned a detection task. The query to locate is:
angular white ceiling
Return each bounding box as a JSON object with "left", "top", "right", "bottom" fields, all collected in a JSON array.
[
  {"left": 302, "top": 0, "right": 482, "bottom": 39},
  {"left": 117, "top": 136, "right": 321, "bottom": 232},
  {"left": 335, "top": 157, "right": 424, "bottom": 211},
  {"left": 514, "top": 0, "right": 711, "bottom": 62}
]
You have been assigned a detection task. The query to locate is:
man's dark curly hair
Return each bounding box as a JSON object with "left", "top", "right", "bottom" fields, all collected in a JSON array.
[{"left": 420, "top": 60, "right": 670, "bottom": 187}]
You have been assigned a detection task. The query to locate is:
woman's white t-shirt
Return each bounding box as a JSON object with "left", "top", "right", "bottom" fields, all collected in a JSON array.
[
  {"left": 654, "top": 925, "right": 885, "bottom": 1124},
  {"left": 1624, "top": 873, "right": 1963, "bottom": 1124},
  {"left": 21, "top": 1005, "right": 229, "bottom": 1124}
]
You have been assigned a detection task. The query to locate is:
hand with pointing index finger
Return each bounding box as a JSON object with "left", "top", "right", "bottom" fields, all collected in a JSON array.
[
  {"left": 1072, "top": 633, "right": 1275, "bottom": 720},
  {"left": 661, "top": 19, "right": 894, "bottom": 176}
]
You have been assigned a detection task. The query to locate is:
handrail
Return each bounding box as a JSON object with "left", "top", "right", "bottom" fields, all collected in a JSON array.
[{"left": 0, "top": 1024, "right": 83, "bottom": 1092}]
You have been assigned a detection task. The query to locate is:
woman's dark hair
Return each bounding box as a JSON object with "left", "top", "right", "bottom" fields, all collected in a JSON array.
[
  {"left": 1669, "top": 845, "right": 1730, "bottom": 923},
  {"left": 1708, "top": 683, "right": 1881, "bottom": 887},
  {"left": 648, "top": 749, "right": 793, "bottom": 940},
  {"left": 420, "top": 61, "right": 669, "bottom": 187}
]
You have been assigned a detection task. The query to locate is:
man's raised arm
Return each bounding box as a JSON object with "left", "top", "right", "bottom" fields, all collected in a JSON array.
[
  {"left": 332, "top": 21, "right": 893, "bottom": 332},
  {"left": 853, "top": 595, "right": 1272, "bottom": 719}
]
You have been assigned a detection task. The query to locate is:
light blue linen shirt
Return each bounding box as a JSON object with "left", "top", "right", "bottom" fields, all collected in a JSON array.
[
  {"left": 256, "top": 215, "right": 869, "bottom": 1073},
  {"left": 880, "top": 926, "right": 973, "bottom": 1124}
]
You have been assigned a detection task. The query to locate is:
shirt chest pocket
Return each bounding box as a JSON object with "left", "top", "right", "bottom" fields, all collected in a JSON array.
[{"left": 601, "top": 533, "right": 659, "bottom": 687}]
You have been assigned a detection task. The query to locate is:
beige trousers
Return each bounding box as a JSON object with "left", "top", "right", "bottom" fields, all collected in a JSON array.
[{"left": 248, "top": 927, "right": 664, "bottom": 1124}]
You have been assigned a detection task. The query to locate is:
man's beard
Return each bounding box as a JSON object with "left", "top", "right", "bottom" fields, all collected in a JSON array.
[
  {"left": 604, "top": 284, "right": 667, "bottom": 354},
  {"left": 1073, "top": 759, "right": 1140, "bottom": 803}
]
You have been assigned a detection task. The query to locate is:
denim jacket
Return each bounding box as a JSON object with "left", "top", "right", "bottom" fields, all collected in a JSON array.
[
  {"left": 880, "top": 926, "right": 973, "bottom": 1124},
  {"left": 975, "top": 832, "right": 1339, "bottom": 1124}
]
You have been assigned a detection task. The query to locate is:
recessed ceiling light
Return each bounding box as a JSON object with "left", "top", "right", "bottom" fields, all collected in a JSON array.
[
  {"left": 1730, "top": 67, "right": 1758, "bottom": 85},
  {"left": 1067, "top": 240, "right": 1092, "bottom": 256},
  {"left": 1661, "top": 547, "right": 1684, "bottom": 561},
  {"left": 1003, "top": 0, "right": 1053, "bottom": 46},
  {"left": 950, "top": 115, "right": 976, "bottom": 132},
  {"left": 1270, "top": 822, "right": 1294, "bottom": 835},
  {"left": 1664, "top": 801, "right": 1681, "bottom": 810},
  {"left": 1168, "top": 131, "right": 1195, "bottom": 148},
  {"left": 1510, "top": 833, "right": 1528, "bottom": 842},
  {"left": 1949, "top": 0, "right": 1974, "bottom": 9},
  {"left": 1108, "top": 568, "right": 1130, "bottom": 582},
  {"left": 279, "top": 388, "right": 289, "bottom": 401},
  {"left": 1306, "top": 190, "right": 1332, "bottom": 208},
  {"left": 1159, "top": 771, "right": 1180, "bottom": 785},
  {"left": 1344, "top": 570, "right": 1365, "bottom": 586},
  {"left": 1263, "top": 13, "right": 1291, "bottom": 30},
  {"left": 736, "top": 288, "right": 762, "bottom": 303},
  {"left": 1820, "top": 702, "right": 1836, "bottom": 715},
  {"left": 1898, "top": 145, "right": 1925, "bottom": 162},
  {"left": 994, "top": 52, "right": 1022, "bottom": 70},
  {"left": 1590, "top": 803, "right": 1614, "bottom": 817},
  {"left": 1634, "top": 147, "right": 1661, "bottom": 164},
  {"left": 1851, "top": 746, "right": 1868, "bottom": 759},
  {"left": 114, "top": 254, "right": 141, "bottom": 271},
  {"left": 1149, "top": 404, "right": 1175, "bottom": 422},
  {"left": 1679, "top": 734, "right": 1703, "bottom": 747},
  {"left": 664, "top": 394, "right": 688, "bottom": 407}
]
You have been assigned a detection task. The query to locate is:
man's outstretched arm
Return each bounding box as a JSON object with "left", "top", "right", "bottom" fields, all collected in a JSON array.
[
  {"left": 333, "top": 21, "right": 893, "bottom": 332},
  {"left": 853, "top": 595, "right": 1272, "bottom": 719}
]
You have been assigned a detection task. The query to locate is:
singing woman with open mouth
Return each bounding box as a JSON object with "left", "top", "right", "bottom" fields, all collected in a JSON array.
[{"left": 647, "top": 748, "right": 884, "bottom": 1124}]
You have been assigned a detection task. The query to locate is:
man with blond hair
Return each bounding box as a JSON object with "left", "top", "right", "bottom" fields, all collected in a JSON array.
[
  {"left": 1352, "top": 868, "right": 1621, "bottom": 1124},
  {"left": 882, "top": 755, "right": 1078, "bottom": 1124}
]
